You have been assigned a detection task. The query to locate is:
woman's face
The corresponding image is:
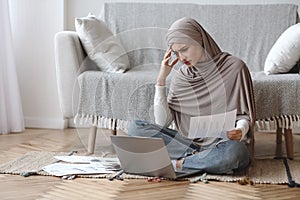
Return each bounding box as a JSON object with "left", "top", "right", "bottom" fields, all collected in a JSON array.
[{"left": 171, "top": 43, "right": 205, "bottom": 67}]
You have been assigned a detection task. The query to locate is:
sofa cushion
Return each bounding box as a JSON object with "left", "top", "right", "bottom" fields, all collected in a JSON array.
[
  {"left": 75, "top": 14, "right": 130, "bottom": 73},
  {"left": 77, "top": 65, "right": 159, "bottom": 122},
  {"left": 76, "top": 69, "right": 300, "bottom": 129},
  {"left": 251, "top": 72, "right": 300, "bottom": 121},
  {"left": 264, "top": 23, "right": 300, "bottom": 75}
]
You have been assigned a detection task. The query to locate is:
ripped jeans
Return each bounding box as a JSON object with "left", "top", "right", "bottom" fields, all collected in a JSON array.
[{"left": 127, "top": 120, "right": 250, "bottom": 174}]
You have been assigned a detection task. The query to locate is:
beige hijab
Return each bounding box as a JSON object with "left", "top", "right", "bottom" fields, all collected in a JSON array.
[{"left": 166, "top": 17, "right": 255, "bottom": 140}]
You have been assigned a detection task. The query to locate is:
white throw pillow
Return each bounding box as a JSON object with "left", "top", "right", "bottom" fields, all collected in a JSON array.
[
  {"left": 75, "top": 14, "right": 129, "bottom": 73},
  {"left": 264, "top": 23, "right": 300, "bottom": 75}
]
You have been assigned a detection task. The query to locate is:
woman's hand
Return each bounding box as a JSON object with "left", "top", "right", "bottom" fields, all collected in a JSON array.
[
  {"left": 227, "top": 129, "right": 242, "bottom": 141},
  {"left": 157, "top": 48, "right": 178, "bottom": 86}
]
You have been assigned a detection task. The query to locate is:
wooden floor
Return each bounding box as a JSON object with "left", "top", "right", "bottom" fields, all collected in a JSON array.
[{"left": 0, "top": 128, "right": 299, "bottom": 200}]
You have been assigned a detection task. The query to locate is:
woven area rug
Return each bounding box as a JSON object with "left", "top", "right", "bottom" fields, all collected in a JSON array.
[{"left": 0, "top": 151, "right": 299, "bottom": 184}]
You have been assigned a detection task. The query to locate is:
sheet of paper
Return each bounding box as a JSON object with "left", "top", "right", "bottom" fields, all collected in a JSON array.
[
  {"left": 43, "top": 156, "right": 121, "bottom": 176},
  {"left": 42, "top": 163, "right": 117, "bottom": 176},
  {"left": 188, "top": 109, "right": 237, "bottom": 139},
  {"left": 54, "top": 156, "right": 119, "bottom": 164}
]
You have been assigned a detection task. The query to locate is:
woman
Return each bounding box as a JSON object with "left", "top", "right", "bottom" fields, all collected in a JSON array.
[{"left": 128, "top": 17, "right": 255, "bottom": 174}]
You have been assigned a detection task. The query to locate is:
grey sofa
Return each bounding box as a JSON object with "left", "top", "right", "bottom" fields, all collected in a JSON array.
[{"left": 55, "top": 3, "right": 300, "bottom": 155}]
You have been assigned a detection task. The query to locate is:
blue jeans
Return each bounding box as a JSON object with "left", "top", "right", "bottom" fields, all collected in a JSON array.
[{"left": 127, "top": 120, "right": 250, "bottom": 174}]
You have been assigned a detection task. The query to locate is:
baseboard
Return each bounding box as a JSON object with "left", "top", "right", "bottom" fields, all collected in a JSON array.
[
  {"left": 24, "top": 117, "right": 68, "bottom": 129},
  {"left": 68, "top": 118, "right": 90, "bottom": 128}
]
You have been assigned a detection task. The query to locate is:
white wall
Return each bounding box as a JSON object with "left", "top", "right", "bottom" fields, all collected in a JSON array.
[
  {"left": 65, "top": 0, "right": 300, "bottom": 30},
  {"left": 8, "top": 0, "right": 300, "bottom": 130},
  {"left": 9, "top": 0, "right": 67, "bottom": 129}
]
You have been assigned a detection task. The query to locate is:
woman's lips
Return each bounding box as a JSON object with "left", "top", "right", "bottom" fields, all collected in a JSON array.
[{"left": 183, "top": 61, "right": 191, "bottom": 65}]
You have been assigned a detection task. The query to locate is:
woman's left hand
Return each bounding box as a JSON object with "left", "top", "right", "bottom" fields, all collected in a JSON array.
[{"left": 227, "top": 129, "right": 242, "bottom": 141}]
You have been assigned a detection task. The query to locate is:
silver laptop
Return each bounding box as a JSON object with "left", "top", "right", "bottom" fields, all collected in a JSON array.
[{"left": 110, "top": 135, "right": 201, "bottom": 180}]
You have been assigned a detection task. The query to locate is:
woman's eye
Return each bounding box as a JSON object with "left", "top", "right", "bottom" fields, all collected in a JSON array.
[{"left": 181, "top": 47, "right": 188, "bottom": 52}]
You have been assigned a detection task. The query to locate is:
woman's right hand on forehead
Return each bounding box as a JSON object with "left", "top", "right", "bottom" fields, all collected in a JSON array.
[
  {"left": 162, "top": 48, "right": 179, "bottom": 68},
  {"left": 157, "top": 48, "right": 179, "bottom": 86}
]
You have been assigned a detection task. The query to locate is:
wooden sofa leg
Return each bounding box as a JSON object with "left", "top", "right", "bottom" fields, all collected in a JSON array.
[
  {"left": 111, "top": 120, "right": 117, "bottom": 135},
  {"left": 88, "top": 126, "right": 97, "bottom": 154},
  {"left": 284, "top": 128, "right": 294, "bottom": 160},
  {"left": 111, "top": 129, "right": 117, "bottom": 135},
  {"left": 275, "top": 127, "right": 283, "bottom": 158},
  {"left": 248, "top": 133, "right": 255, "bottom": 162}
]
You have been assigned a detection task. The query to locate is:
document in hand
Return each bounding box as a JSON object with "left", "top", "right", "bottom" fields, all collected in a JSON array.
[{"left": 188, "top": 109, "right": 237, "bottom": 139}]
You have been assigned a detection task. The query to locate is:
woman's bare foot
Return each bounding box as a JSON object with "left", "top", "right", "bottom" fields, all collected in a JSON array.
[
  {"left": 176, "top": 158, "right": 184, "bottom": 169},
  {"left": 176, "top": 151, "right": 198, "bottom": 169}
]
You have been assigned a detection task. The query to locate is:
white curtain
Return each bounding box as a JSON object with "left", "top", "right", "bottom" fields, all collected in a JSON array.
[{"left": 0, "top": 0, "right": 24, "bottom": 134}]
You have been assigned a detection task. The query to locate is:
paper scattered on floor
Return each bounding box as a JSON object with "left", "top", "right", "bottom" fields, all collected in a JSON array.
[
  {"left": 42, "top": 156, "right": 121, "bottom": 176},
  {"left": 54, "top": 156, "right": 119, "bottom": 164}
]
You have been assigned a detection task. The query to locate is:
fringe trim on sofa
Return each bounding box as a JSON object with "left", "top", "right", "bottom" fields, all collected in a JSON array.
[
  {"left": 74, "top": 114, "right": 177, "bottom": 132},
  {"left": 74, "top": 114, "right": 299, "bottom": 132},
  {"left": 255, "top": 115, "right": 300, "bottom": 131},
  {"left": 74, "top": 114, "right": 129, "bottom": 131}
]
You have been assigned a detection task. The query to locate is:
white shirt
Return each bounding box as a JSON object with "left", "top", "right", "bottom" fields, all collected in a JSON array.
[{"left": 154, "top": 85, "right": 249, "bottom": 141}]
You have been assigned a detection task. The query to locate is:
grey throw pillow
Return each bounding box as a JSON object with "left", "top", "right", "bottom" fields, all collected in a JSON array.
[{"left": 75, "top": 14, "right": 129, "bottom": 73}]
